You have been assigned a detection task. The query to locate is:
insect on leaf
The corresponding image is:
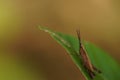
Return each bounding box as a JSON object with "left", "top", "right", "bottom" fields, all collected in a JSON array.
[{"left": 39, "top": 26, "right": 120, "bottom": 80}]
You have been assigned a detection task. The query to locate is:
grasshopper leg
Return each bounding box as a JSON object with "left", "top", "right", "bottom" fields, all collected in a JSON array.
[{"left": 92, "top": 66, "right": 102, "bottom": 73}]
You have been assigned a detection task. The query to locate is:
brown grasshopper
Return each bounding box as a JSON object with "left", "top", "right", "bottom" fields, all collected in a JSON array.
[{"left": 76, "top": 30, "right": 101, "bottom": 79}]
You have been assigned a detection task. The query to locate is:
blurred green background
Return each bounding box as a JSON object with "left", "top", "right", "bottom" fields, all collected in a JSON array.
[{"left": 0, "top": 0, "right": 120, "bottom": 80}]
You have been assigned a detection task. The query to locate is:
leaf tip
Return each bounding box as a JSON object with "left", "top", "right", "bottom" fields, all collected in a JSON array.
[
  {"left": 38, "top": 26, "right": 49, "bottom": 32},
  {"left": 38, "top": 26, "right": 46, "bottom": 31}
]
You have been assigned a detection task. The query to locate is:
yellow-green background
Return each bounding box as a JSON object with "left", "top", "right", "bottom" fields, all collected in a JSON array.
[{"left": 0, "top": 0, "right": 120, "bottom": 80}]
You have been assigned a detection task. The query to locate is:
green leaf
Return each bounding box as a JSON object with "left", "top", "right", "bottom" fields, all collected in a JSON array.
[{"left": 39, "top": 26, "right": 120, "bottom": 80}]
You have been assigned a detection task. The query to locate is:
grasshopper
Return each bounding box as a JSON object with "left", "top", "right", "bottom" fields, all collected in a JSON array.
[{"left": 76, "top": 30, "right": 101, "bottom": 79}]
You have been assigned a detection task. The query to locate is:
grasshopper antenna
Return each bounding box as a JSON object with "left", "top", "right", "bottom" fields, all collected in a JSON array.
[{"left": 76, "top": 29, "right": 82, "bottom": 47}]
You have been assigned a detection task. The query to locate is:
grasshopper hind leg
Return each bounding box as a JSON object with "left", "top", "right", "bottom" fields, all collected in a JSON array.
[
  {"left": 87, "top": 69, "right": 96, "bottom": 79},
  {"left": 92, "top": 66, "right": 102, "bottom": 73},
  {"left": 88, "top": 66, "right": 102, "bottom": 79},
  {"left": 84, "top": 65, "right": 96, "bottom": 79}
]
